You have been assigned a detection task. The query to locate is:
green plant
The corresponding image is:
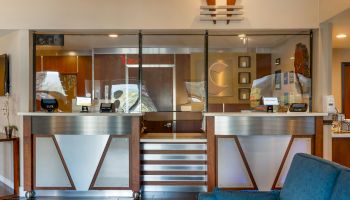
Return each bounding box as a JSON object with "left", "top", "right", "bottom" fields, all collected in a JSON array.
[{"left": 1, "top": 92, "right": 17, "bottom": 131}]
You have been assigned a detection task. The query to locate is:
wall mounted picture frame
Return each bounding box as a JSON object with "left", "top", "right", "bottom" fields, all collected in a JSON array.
[
  {"left": 289, "top": 71, "right": 295, "bottom": 84},
  {"left": 238, "top": 72, "right": 251, "bottom": 84},
  {"left": 283, "top": 72, "right": 289, "bottom": 85},
  {"left": 238, "top": 56, "right": 251, "bottom": 68},
  {"left": 239, "top": 88, "right": 251, "bottom": 100},
  {"left": 275, "top": 70, "right": 282, "bottom": 90},
  {"left": 275, "top": 58, "right": 281, "bottom": 65}
]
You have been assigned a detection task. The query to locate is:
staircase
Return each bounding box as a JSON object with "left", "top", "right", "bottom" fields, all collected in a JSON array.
[{"left": 140, "top": 141, "right": 208, "bottom": 193}]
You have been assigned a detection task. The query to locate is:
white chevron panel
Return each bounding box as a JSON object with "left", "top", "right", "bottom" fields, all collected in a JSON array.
[
  {"left": 217, "top": 138, "right": 253, "bottom": 188},
  {"left": 54, "top": 135, "right": 109, "bottom": 191},
  {"left": 94, "top": 137, "right": 130, "bottom": 188},
  {"left": 35, "top": 137, "right": 71, "bottom": 188},
  {"left": 276, "top": 137, "right": 311, "bottom": 187},
  {"left": 239, "top": 135, "right": 291, "bottom": 191}
]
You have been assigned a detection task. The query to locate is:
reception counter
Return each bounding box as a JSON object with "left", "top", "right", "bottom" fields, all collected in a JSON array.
[
  {"left": 18, "top": 111, "right": 327, "bottom": 197},
  {"left": 331, "top": 132, "right": 350, "bottom": 168},
  {"left": 204, "top": 112, "right": 327, "bottom": 192},
  {"left": 19, "top": 112, "right": 142, "bottom": 198}
]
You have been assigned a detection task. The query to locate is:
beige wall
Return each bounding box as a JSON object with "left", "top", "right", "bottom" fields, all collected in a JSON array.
[
  {"left": 0, "top": 0, "right": 319, "bottom": 30},
  {"left": 332, "top": 48, "right": 350, "bottom": 112},
  {"left": 319, "top": 0, "right": 350, "bottom": 22},
  {"left": 0, "top": 30, "right": 31, "bottom": 191}
]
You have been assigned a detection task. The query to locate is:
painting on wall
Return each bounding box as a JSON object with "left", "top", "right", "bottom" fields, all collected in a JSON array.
[
  {"left": 289, "top": 71, "right": 294, "bottom": 84},
  {"left": 239, "top": 88, "right": 251, "bottom": 100},
  {"left": 238, "top": 72, "right": 251, "bottom": 84},
  {"left": 238, "top": 56, "right": 251, "bottom": 68},
  {"left": 284, "top": 92, "right": 289, "bottom": 105},
  {"left": 275, "top": 70, "right": 282, "bottom": 90},
  {"left": 283, "top": 72, "right": 289, "bottom": 85}
]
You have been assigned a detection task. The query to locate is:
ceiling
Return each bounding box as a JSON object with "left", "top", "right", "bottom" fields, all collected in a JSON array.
[{"left": 331, "top": 8, "right": 350, "bottom": 48}]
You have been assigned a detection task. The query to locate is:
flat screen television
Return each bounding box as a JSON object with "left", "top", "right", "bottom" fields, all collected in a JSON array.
[{"left": 0, "top": 54, "right": 9, "bottom": 96}]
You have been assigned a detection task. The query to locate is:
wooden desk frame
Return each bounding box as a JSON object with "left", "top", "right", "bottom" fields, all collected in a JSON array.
[{"left": 0, "top": 136, "right": 20, "bottom": 198}]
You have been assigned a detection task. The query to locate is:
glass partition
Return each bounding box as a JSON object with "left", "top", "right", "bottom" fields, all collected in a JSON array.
[
  {"left": 34, "top": 31, "right": 312, "bottom": 113},
  {"left": 92, "top": 35, "right": 139, "bottom": 113},
  {"left": 208, "top": 33, "right": 312, "bottom": 112},
  {"left": 142, "top": 34, "right": 205, "bottom": 112},
  {"left": 35, "top": 34, "right": 139, "bottom": 113}
]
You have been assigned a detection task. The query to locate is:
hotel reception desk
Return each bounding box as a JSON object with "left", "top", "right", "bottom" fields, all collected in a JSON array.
[
  {"left": 19, "top": 112, "right": 142, "bottom": 198},
  {"left": 19, "top": 112, "right": 326, "bottom": 197},
  {"left": 204, "top": 112, "right": 327, "bottom": 191}
]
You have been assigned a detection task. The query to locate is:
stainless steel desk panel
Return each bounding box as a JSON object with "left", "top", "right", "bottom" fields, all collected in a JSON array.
[
  {"left": 215, "top": 116, "right": 315, "bottom": 135},
  {"left": 32, "top": 116, "right": 133, "bottom": 135}
]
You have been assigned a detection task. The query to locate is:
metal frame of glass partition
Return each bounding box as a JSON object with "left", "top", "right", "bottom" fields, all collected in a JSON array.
[{"left": 32, "top": 30, "right": 314, "bottom": 112}]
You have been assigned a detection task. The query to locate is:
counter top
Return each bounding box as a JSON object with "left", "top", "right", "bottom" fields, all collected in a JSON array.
[
  {"left": 332, "top": 133, "right": 350, "bottom": 138},
  {"left": 18, "top": 112, "right": 143, "bottom": 117},
  {"left": 203, "top": 112, "right": 328, "bottom": 117}
]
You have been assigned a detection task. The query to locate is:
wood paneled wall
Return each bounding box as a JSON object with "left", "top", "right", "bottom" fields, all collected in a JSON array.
[{"left": 256, "top": 54, "right": 272, "bottom": 79}]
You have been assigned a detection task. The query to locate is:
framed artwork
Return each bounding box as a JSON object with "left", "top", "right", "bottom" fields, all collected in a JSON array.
[
  {"left": 275, "top": 70, "right": 282, "bottom": 90},
  {"left": 238, "top": 56, "right": 251, "bottom": 68},
  {"left": 239, "top": 88, "right": 251, "bottom": 100},
  {"left": 275, "top": 58, "right": 281, "bottom": 65},
  {"left": 238, "top": 72, "right": 251, "bottom": 84},
  {"left": 283, "top": 72, "right": 289, "bottom": 85},
  {"left": 289, "top": 71, "right": 295, "bottom": 84}
]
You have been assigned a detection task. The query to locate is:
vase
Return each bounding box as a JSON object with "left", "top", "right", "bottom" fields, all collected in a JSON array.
[{"left": 4, "top": 126, "right": 13, "bottom": 138}]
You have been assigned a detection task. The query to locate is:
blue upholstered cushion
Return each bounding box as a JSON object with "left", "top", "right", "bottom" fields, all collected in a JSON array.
[
  {"left": 198, "top": 192, "right": 216, "bottom": 200},
  {"left": 280, "top": 153, "right": 342, "bottom": 200},
  {"left": 214, "top": 190, "right": 280, "bottom": 200},
  {"left": 330, "top": 169, "right": 350, "bottom": 200}
]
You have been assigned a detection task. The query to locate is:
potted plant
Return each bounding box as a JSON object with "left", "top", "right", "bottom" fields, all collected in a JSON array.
[{"left": 2, "top": 93, "right": 17, "bottom": 138}]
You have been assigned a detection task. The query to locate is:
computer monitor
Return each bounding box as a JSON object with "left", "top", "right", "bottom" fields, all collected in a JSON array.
[{"left": 76, "top": 97, "right": 91, "bottom": 112}]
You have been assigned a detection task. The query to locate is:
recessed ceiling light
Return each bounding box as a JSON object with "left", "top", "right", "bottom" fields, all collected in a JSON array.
[
  {"left": 336, "top": 34, "right": 347, "bottom": 39},
  {"left": 238, "top": 34, "right": 246, "bottom": 39},
  {"left": 108, "top": 34, "right": 118, "bottom": 38},
  {"left": 68, "top": 51, "right": 76, "bottom": 56}
]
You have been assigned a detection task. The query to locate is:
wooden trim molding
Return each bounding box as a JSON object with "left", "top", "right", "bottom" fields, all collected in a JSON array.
[
  {"left": 13, "top": 138, "right": 20, "bottom": 196},
  {"left": 131, "top": 116, "right": 141, "bottom": 193},
  {"left": 271, "top": 135, "right": 313, "bottom": 190},
  {"left": 315, "top": 116, "right": 324, "bottom": 158},
  {"left": 52, "top": 136, "right": 76, "bottom": 190},
  {"left": 271, "top": 136, "right": 295, "bottom": 190},
  {"left": 215, "top": 135, "right": 258, "bottom": 190},
  {"left": 0, "top": 137, "right": 20, "bottom": 198},
  {"left": 232, "top": 136, "right": 258, "bottom": 190},
  {"left": 23, "top": 116, "right": 33, "bottom": 192},
  {"left": 89, "top": 135, "right": 132, "bottom": 190},
  {"left": 89, "top": 136, "right": 113, "bottom": 190},
  {"left": 206, "top": 116, "right": 216, "bottom": 192},
  {"left": 33, "top": 135, "right": 76, "bottom": 190}
]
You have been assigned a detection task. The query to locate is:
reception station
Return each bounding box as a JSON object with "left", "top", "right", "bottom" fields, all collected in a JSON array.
[
  {"left": 1, "top": 0, "right": 350, "bottom": 200},
  {"left": 17, "top": 29, "right": 330, "bottom": 199}
]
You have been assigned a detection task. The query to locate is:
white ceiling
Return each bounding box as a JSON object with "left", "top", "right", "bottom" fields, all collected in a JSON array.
[{"left": 331, "top": 8, "right": 350, "bottom": 48}]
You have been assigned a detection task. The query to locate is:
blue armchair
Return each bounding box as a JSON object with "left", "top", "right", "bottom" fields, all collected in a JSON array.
[{"left": 198, "top": 153, "right": 350, "bottom": 200}]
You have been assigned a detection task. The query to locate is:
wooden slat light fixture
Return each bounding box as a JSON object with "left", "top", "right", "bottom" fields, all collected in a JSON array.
[{"left": 201, "top": 0, "right": 243, "bottom": 24}]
